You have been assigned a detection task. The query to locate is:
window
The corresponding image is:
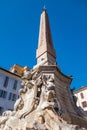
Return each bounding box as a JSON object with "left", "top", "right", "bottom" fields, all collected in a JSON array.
[
  {"left": 80, "top": 93, "right": 84, "bottom": 99},
  {"left": 82, "top": 101, "right": 87, "bottom": 108},
  {"left": 4, "top": 76, "right": 9, "bottom": 87},
  {"left": 14, "top": 70, "right": 18, "bottom": 74},
  {"left": 0, "top": 90, "right": 3, "bottom": 97},
  {"left": 8, "top": 93, "right": 12, "bottom": 100},
  {"left": 8, "top": 93, "right": 17, "bottom": 101},
  {"left": 0, "top": 90, "right": 7, "bottom": 98},
  {"left": 12, "top": 94, "right": 17, "bottom": 101},
  {"left": 2, "top": 91, "right": 7, "bottom": 98},
  {"left": 13, "top": 80, "right": 18, "bottom": 90},
  {"left": 0, "top": 107, "right": 3, "bottom": 115}
]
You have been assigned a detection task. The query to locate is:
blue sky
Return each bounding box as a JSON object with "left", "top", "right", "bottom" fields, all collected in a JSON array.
[{"left": 0, "top": 0, "right": 87, "bottom": 89}]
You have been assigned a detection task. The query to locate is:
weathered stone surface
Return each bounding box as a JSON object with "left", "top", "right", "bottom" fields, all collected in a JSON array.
[{"left": 0, "top": 67, "right": 87, "bottom": 130}]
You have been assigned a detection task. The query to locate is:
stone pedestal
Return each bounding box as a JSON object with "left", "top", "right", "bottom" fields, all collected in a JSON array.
[{"left": 0, "top": 66, "right": 87, "bottom": 130}]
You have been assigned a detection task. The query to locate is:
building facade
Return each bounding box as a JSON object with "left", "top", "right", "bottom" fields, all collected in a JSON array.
[
  {"left": 0, "top": 64, "right": 29, "bottom": 115},
  {"left": 10, "top": 64, "right": 29, "bottom": 76},
  {"left": 74, "top": 86, "right": 87, "bottom": 111}
]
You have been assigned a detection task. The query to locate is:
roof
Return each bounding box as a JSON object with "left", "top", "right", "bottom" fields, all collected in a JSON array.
[
  {"left": 0, "top": 67, "right": 21, "bottom": 80},
  {"left": 9, "top": 64, "right": 29, "bottom": 76},
  {"left": 74, "top": 86, "right": 87, "bottom": 94}
]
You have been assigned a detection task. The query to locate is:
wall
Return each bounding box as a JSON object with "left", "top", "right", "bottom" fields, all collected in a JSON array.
[
  {"left": 75, "top": 88, "right": 87, "bottom": 111},
  {"left": 0, "top": 71, "right": 22, "bottom": 114}
]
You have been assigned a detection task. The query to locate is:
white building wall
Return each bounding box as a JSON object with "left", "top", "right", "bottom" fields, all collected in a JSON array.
[
  {"left": 0, "top": 71, "right": 22, "bottom": 114},
  {"left": 75, "top": 88, "right": 87, "bottom": 111}
]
